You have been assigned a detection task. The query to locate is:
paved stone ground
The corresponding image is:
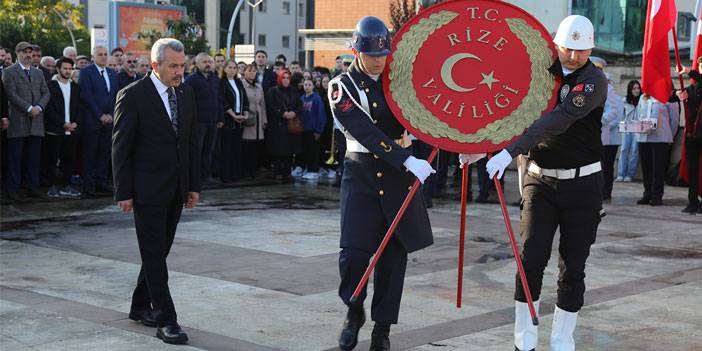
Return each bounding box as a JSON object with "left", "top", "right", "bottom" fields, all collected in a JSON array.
[{"left": 1, "top": 170, "right": 701, "bottom": 351}]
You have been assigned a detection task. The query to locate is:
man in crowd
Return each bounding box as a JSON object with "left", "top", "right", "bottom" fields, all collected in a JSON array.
[
  {"left": 79, "top": 45, "right": 118, "bottom": 196},
  {"left": 75, "top": 55, "right": 90, "bottom": 70},
  {"left": 44, "top": 57, "right": 82, "bottom": 198},
  {"left": 213, "top": 53, "right": 225, "bottom": 74},
  {"left": 113, "top": 37, "right": 200, "bottom": 345},
  {"left": 111, "top": 47, "right": 124, "bottom": 66},
  {"left": 63, "top": 46, "right": 77, "bottom": 61},
  {"left": 107, "top": 56, "right": 120, "bottom": 72},
  {"left": 184, "top": 52, "right": 223, "bottom": 182},
  {"left": 289, "top": 61, "right": 302, "bottom": 75},
  {"left": 0, "top": 46, "right": 9, "bottom": 185},
  {"left": 676, "top": 61, "right": 702, "bottom": 214},
  {"left": 137, "top": 56, "right": 150, "bottom": 76},
  {"left": 254, "top": 50, "right": 277, "bottom": 93},
  {"left": 32, "top": 45, "right": 52, "bottom": 81},
  {"left": 275, "top": 54, "right": 287, "bottom": 66},
  {"left": 2, "top": 42, "right": 50, "bottom": 200},
  {"left": 117, "top": 52, "right": 140, "bottom": 91},
  {"left": 40, "top": 56, "right": 56, "bottom": 78}
]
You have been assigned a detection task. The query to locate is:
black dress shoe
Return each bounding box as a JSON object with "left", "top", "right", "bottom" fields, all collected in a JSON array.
[
  {"left": 156, "top": 324, "right": 188, "bottom": 344},
  {"left": 338, "top": 307, "right": 365, "bottom": 351},
  {"left": 369, "top": 326, "right": 390, "bottom": 351},
  {"left": 129, "top": 308, "right": 159, "bottom": 327},
  {"left": 682, "top": 204, "right": 698, "bottom": 214},
  {"left": 636, "top": 198, "right": 650, "bottom": 205}
]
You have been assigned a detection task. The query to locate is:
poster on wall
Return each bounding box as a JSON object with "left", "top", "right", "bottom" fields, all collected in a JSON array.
[{"left": 109, "top": 2, "right": 186, "bottom": 57}]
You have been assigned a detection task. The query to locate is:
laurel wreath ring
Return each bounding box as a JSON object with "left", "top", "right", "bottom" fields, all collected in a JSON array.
[{"left": 388, "top": 10, "right": 555, "bottom": 144}]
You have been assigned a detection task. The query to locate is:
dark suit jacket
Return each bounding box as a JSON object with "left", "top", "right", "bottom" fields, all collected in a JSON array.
[
  {"left": 221, "top": 77, "right": 249, "bottom": 129},
  {"left": 79, "top": 64, "right": 118, "bottom": 127},
  {"left": 112, "top": 74, "right": 201, "bottom": 206},
  {"left": 44, "top": 80, "right": 82, "bottom": 135},
  {"left": 0, "top": 68, "right": 6, "bottom": 119}
]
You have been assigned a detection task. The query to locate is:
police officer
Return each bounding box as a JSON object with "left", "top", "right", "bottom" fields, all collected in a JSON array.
[
  {"left": 472, "top": 15, "right": 607, "bottom": 351},
  {"left": 329, "top": 16, "right": 435, "bottom": 351}
]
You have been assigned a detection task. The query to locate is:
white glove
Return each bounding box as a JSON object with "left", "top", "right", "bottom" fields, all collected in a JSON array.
[
  {"left": 485, "top": 149, "right": 512, "bottom": 179},
  {"left": 403, "top": 156, "right": 436, "bottom": 184},
  {"left": 458, "top": 153, "right": 486, "bottom": 168}
]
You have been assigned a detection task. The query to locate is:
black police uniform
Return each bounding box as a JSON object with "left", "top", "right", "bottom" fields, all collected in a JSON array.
[
  {"left": 330, "top": 59, "right": 433, "bottom": 325},
  {"left": 505, "top": 59, "right": 607, "bottom": 313}
]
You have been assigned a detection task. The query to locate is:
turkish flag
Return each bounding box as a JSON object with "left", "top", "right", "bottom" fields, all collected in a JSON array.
[{"left": 641, "top": 0, "right": 678, "bottom": 103}]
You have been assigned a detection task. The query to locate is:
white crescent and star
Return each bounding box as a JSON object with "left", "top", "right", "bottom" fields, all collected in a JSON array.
[{"left": 440, "top": 53, "right": 500, "bottom": 92}]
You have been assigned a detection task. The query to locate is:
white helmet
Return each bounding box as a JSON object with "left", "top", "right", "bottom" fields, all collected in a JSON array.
[{"left": 553, "top": 15, "right": 595, "bottom": 50}]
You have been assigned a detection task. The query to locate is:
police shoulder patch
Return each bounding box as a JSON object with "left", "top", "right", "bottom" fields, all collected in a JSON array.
[{"left": 572, "top": 94, "right": 586, "bottom": 107}]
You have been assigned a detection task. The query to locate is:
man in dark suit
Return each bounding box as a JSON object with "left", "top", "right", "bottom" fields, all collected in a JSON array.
[
  {"left": 116, "top": 52, "right": 140, "bottom": 91},
  {"left": 44, "top": 57, "right": 82, "bottom": 198},
  {"left": 112, "top": 38, "right": 200, "bottom": 345},
  {"left": 254, "top": 50, "right": 277, "bottom": 94},
  {"left": 2, "top": 42, "right": 50, "bottom": 200},
  {"left": 80, "top": 45, "right": 118, "bottom": 195}
]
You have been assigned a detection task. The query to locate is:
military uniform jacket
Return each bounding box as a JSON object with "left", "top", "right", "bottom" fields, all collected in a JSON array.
[
  {"left": 330, "top": 60, "right": 433, "bottom": 253},
  {"left": 506, "top": 60, "right": 608, "bottom": 169}
]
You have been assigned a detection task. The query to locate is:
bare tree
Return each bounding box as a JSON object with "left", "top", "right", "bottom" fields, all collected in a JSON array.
[{"left": 389, "top": 0, "right": 446, "bottom": 32}]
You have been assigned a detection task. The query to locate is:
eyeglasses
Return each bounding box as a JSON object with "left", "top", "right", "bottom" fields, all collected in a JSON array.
[{"left": 126, "top": 60, "right": 137, "bottom": 63}]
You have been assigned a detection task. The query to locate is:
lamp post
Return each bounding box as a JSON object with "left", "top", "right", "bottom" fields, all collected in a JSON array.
[{"left": 53, "top": 8, "right": 77, "bottom": 53}]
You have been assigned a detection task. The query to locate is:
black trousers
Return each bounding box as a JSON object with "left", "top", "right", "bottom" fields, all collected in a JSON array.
[
  {"left": 220, "top": 126, "right": 243, "bottom": 182},
  {"left": 302, "top": 131, "right": 320, "bottom": 172},
  {"left": 685, "top": 137, "right": 701, "bottom": 206},
  {"left": 638, "top": 142, "right": 670, "bottom": 201},
  {"left": 43, "top": 134, "right": 77, "bottom": 187},
  {"left": 601, "top": 145, "right": 619, "bottom": 198},
  {"left": 196, "top": 123, "right": 217, "bottom": 179},
  {"left": 515, "top": 172, "right": 602, "bottom": 313},
  {"left": 338, "top": 238, "right": 408, "bottom": 325},
  {"left": 82, "top": 124, "right": 111, "bottom": 188},
  {"left": 132, "top": 194, "right": 184, "bottom": 326},
  {"left": 476, "top": 153, "right": 504, "bottom": 199},
  {"left": 272, "top": 155, "right": 291, "bottom": 176},
  {"left": 242, "top": 140, "right": 258, "bottom": 178}
]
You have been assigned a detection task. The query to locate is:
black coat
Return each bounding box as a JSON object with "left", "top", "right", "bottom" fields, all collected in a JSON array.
[
  {"left": 266, "top": 85, "right": 302, "bottom": 156},
  {"left": 112, "top": 75, "right": 201, "bottom": 206},
  {"left": 330, "top": 60, "right": 433, "bottom": 253},
  {"left": 221, "top": 77, "right": 249, "bottom": 129},
  {"left": 44, "top": 80, "right": 82, "bottom": 135}
]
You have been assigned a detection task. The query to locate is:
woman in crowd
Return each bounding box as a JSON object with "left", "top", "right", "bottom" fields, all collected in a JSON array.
[
  {"left": 317, "top": 75, "right": 336, "bottom": 179},
  {"left": 266, "top": 69, "right": 302, "bottom": 180},
  {"left": 299, "top": 79, "right": 327, "bottom": 180},
  {"left": 241, "top": 63, "right": 267, "bottom": 179},
  {"left": 219, "top": 60, "right": 249, "bottom": 183},
  {"left": 636, "top": 93, "right": 679, "bottom": 206},
  {"left": 601, "top": 73, "right": 624, "bottom": 200},
  {"left": 618, "top": 80, "right": 642, "bottom": 182}
]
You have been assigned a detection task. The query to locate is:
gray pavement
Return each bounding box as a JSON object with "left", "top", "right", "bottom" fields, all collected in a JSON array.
[{"left": 1, "top": 170, "right": 701, "bottom": 351}]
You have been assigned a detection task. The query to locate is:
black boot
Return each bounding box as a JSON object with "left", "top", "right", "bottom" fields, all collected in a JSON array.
[
  {"left": 338, "top": 306, "right": 365, "bottom": 350},
  {"left": 369, "top": 323, "right": 390, "bottom": 351}
]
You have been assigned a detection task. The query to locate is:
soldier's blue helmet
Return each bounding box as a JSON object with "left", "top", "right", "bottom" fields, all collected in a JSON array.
[{"left": 352, "top": 16, "right": 391, "bottom": 57}]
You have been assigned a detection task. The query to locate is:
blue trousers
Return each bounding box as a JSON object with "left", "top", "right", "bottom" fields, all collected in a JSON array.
[
  {"left": 618, "top": 133, "right": 639, "bottom": 179},
  {"left": 6, "top": 136, "right": 42, "bottom": 192}
]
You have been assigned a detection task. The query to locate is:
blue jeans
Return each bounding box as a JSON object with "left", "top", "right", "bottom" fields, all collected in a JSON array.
[{"left": 618, "top": 133, "right": 639, "bottom": 178}]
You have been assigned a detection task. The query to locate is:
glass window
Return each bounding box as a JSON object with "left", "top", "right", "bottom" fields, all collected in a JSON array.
[
  {"left": 677, "top": 13, "right": 692, "bottom": 42},
  {"left": 282, "top": 35, "right": 290, "bottom": 48},
  {"left": 259, "top": 34, "right": 267, "bottom": 47},
  {"left": 283, "top": 1, "right": 291, "bottom": 15},
  {"left": 299, "top": 2, "right": 304, "bottom": 16}
]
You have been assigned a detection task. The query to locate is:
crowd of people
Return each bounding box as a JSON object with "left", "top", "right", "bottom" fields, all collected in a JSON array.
[{"left": 0, "top": 40, "right": 699, "bottom": 214}]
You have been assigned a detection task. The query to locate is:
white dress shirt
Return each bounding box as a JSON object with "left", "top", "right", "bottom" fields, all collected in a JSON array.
[
  {"left": 57, "top": 79, "right": 72, "bottom": 135},
  {"left": 150, "top": 73, "right": 173, "bottom": 120},
  {"left": 228, "top": 79, "right": 241, "bottom": 114},
  {"left": 97, "top": 65, "right": 111, "bottom": 93}
]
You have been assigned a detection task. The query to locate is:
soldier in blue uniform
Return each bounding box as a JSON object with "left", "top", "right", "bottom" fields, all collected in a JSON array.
[{"left": 328, "top": 16, "right": 435, "bottom": 351}]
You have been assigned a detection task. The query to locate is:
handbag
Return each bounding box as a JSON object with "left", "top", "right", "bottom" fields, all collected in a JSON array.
[
  {"left": 287, "top": 116, "right": 303, "bottom": 134},
  {"left": 243, "top": 112, "right": 257, "bottom": 127}
]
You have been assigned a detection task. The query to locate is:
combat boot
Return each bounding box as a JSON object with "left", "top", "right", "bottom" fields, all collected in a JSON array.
[
  {"left": 338, "top": 306, "right": 365, "bottom": 350},
  {"left": 369, "top": 323, "right": 390, "bottom": 351}
]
